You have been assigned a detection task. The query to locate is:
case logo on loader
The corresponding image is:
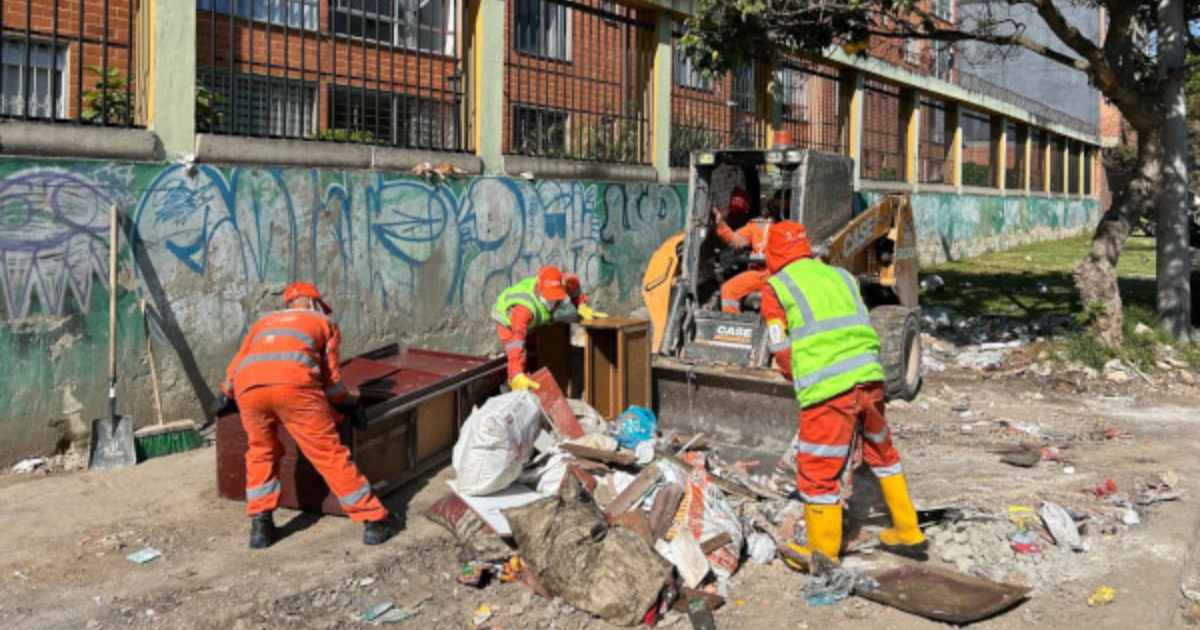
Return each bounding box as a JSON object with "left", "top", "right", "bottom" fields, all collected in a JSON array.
[{"left": 715, "top": 325, "right": 754, "bottom": 340}]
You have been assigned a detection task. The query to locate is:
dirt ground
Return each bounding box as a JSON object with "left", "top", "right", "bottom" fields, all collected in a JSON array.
[{"left": 3, "top": 363, "right": 1200, "bottom": 630}]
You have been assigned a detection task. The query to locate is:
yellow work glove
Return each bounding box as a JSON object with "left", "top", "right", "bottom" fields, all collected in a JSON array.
[
  {"left": 578, "top": 304, "right": 607, "bottom": 320},
  {"left": 510, "top": 373, "right": 540, "bottom": 391}
]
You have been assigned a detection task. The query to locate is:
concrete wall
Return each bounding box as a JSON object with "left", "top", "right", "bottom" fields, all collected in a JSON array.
[
  {"left": 0, "top": 158, "right": 686, "bottom": 463},
  {"left": 861, "top": 189, "right": 1101, "bottom": 264}
]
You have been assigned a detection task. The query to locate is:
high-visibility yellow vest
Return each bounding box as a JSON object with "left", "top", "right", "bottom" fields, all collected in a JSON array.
[
  {"left": 492, "top": 277, "right": 553, "bottom": 328},
  {"left": 767, "top": 259, "right": 884, "bottom": 407}
]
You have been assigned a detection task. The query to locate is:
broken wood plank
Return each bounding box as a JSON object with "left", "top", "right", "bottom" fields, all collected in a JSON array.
[
  {"left": 604, "top": 464, "right": 664, "bottom": 518},
  {"left": 699, "top": 532, "right": 733, "bottom": 554},
  {"left": 562, "top": 443, "right": 638, "bottom": 466},
  {"left": 648, "top": 483, "right": 684, "bottom": 541},
  {"left": 609, "top": 510, "right": 654, "bottom": 545},
  {"left": 530, "top": 368, "right": 584, "bottom": 440}
]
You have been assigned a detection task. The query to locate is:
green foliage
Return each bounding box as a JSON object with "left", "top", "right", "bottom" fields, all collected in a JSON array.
[
  {"left": 195, "top": 83, "right": 226, "bottom": 131},
  {"left": 313, "top": 128, "right": 381, "bottom": 144},
  {"left": 962, "top": 162, "right": 992, "bottom": 187},
  {"left": 82, "top": 66, "right": 134, "bottom": 125},
  {"left": 670, "top": 120, "right": 719, "bottom": 166},
  {"left": 579, "top": 118, "right": 645, "bottom": 163}
]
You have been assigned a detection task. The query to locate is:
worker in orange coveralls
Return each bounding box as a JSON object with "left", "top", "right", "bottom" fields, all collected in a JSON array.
[
  {"left": 757, "top": 222, "right": 927, "bottom": 569},
  {"left": 220, "top": 282, "right": 399, "bottom": 549},
  {"left": 493, "top": 266, "right": 606, "bottom": 391},
  {"left": 711, "top": 188, "right": 786, "bottom": 312}
]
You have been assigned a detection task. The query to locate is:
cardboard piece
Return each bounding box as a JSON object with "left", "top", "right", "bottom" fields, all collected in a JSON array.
[{"left": 448, "top": 481, "right": 545, "bottom": 537}]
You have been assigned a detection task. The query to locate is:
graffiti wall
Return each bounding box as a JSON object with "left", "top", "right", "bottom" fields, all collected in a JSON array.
[
  {"left": 860, "top": 191, "right": 1101, "bottom": 264},
  {"left": 0, "top": 159, "right": 686, "bottom": 463}
]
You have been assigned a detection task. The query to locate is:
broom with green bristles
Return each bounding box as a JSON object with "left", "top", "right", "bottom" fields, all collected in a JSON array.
[{"left": 134, "top": 298, "right": 204, "bottom": 461}]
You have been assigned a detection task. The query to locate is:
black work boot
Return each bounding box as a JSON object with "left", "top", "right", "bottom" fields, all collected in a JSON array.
[
  {"left": 362, "top": 513, "right": 400, "bottom": 546},
  {"left": 249, "top": 512, "right": 276, "bottom": 549}
]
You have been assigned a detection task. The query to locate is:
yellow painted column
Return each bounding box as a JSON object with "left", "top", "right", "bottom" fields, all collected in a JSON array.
[
  {"left": 996, "top": 117, "right": 1007, "bottom": 192},
  {"left": 1023, "top": 125, "right": 1033, "bottom": 194},
  {"left": 651, "top": 13, "right": 672, "bottom": 182},
  {"left": 950, "top": 103, "right": 963, "bottom": 191},
  {"left": 906, "top": 89, "right": 920, "bottom": 185}
]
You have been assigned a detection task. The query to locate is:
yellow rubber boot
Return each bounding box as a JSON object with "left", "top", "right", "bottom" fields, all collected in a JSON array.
[
  {"left": 877, "top": 474, "right": 929, "bottom": 558},
  {"left": 783, "top": 504, "right": 843, "bottom": 572}
]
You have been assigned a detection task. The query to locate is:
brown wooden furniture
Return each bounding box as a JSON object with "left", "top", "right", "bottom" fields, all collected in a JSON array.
[{"left": 579, "top": 318, "right": 651, "bottom": 421}]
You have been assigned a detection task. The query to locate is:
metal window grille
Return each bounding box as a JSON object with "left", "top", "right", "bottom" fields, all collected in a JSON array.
[
  {"left": 0, "top": 0, "right": 138, "bottom": 126},
  {"left": 931, "top": 42, "right": 953, "bottom": 81},
  {"left": 861, "top": 78, "right": 904, "bottom": 181},
  {"left": 1050, "top": 136, "right": 1065, "bottom": 192},
  {"left": 1005, "top": 121, "right": 1025, "bottom": 189},
  {"left": 932, "top": 0, "right": 953, "bottom": 21},
  {"left": 198, "top": 0, "right": 469, "bottom": 151},
  {"left": 1029, "top": 129, "right": 1045, "bottom": 191},
  {"left": 961, "top": 107, "right": 993, "bottom": 187},
  {"left": 668, "top": 26, "right": 765, "bottom": 167},
  {"left": 776, "top": 57, "right": 843, "bottom": 155},
  {"left": 918, "top": 96, "right": 949, "bottom": 184},
  {"left": 1083, "top": 146, "right": 1093, "bottom": 195},
  {"left": 903, "top": 39, "right": 921, "bottom": 65},
  {"left": 1068, "top": 140, "right": 1081, "bottom": 194},
  {"left": 505, "top": 0, "right": 652, "bottom": 164}
]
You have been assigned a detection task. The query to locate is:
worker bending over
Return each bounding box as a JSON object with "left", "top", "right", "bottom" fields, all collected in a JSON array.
[
  {"left": 757, "top": 222, "right": 927, "bottom": 568},
  {"left": 221, "top": 282, "right": 399, "bottom": 549},
  {"left": 711, "top": 188, "right": 786, "bottom": 313},
  {"left": 493, "top": 266, "right": 606, "bottom": 391}
]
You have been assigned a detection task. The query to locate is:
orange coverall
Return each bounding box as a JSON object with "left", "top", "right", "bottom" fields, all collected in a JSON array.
[
  {"left": 716, "top": 218, "right": 774, "bottom": 313},
  {"left": 223, "top": 309, "right": 387, "bottom": 523},
  {"left": 496, "top": 274, "right": 587, "bottom": 379},
  {"left": 761, "top": 284, "right": 903, "bottom": 504}
]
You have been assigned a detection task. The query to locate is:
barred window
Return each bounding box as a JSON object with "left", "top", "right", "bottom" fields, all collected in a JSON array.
[
  {"left": 198, "top": 0, "right": 319, "bottom": 30},
  {"left": 329, "top": 85, "right": 458, "bottom": 148},
  {"left": 330, "top": 0, "right": 457, "bottom": 55},
  {"left": 0, "top": 39, "right": 67, "bottom": 119},
  {"left": 202, "top": 71, "right": 318, "bottom": 138},
  {"left": 515, "top": 0, "right": 570, "bottom": 60}
]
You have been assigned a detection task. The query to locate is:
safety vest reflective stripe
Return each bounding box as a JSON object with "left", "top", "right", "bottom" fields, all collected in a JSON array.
[
  {"left": 721, "top": 299, "right": 741, "bottom": 309},
  {"left": 325, "top": 382, "right": 346, "bottom": 397},
  {"left": 505, "top": 340, "right": 525, "bottom": 352},
  {"left": 339, "top": 481, "right": 372, "bottom": 506},
  {"left": 797, "top": 441, "right": 850, "bottom": 458},
  {"left": 247, "top": 479, "right": 281, "bottom": 500},
  {"left": 792, "top": 352, "right": 881, "bottom": 392},
  {"left": 862, "top": 426, "right": 889, "bottom": 444},
  {"left": 235, "top": 352, "right": 319, "bottom": 376},
  {"left": 768, "top": 339, "right": 790, "bottom": 353},
  {"left": 251, "top": 328, "right": 315, "bottom": 348},
  {"left": 773, "top": 269, "right": 870, "bottom": 342},
  {"left": 756, "top": 221, "right": 772, "bottom": 254}
]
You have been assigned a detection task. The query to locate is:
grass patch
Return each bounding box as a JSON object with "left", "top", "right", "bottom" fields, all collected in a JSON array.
[
  {"left": 1051, "top": 303, "right": 1200, "bottom": 372},
  {"left": 922, "top": 234, "right": 1156, "bottom": 320}
]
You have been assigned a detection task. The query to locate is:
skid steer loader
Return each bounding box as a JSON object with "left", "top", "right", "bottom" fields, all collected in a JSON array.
[{"left": 642, "top": 148, "right": 921, "bottom": 453}]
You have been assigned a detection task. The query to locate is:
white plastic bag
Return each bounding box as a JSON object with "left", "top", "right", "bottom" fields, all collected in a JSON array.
[{"left": 452, "top": 391, "right": 545, "bottom": 496}]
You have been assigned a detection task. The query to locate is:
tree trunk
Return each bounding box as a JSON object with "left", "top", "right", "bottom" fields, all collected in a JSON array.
[
  {"left": 1156, "top": 0, "right": 1193, "bottom": 342},
  {"left": 1073, "top": 131, "right": 1162, "bottom": 345}
]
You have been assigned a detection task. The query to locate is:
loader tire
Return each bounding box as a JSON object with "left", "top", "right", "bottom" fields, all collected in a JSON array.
[{"left": 870, "top": 305, "right": 922, "bottom": 402}]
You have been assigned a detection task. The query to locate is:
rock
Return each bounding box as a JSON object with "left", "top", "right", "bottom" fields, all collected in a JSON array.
[
  {"left": 941, "top": 543, "right": 971, "bottom": 563},
  {"left": 1134, "top": 322, "right": 1154, "bottom": 336},
  {"left": 1180, "top": 371, "right": 1196, "bottom": 385},
  {"left": 1104, "top": 359, "right": 1125, "bottom": 372},
  {"left": 1107, "top": 371, "right": 1131, "bottom": 384},
  {"left": 951, "top": 402, "right": 971, "bottom": 412}
]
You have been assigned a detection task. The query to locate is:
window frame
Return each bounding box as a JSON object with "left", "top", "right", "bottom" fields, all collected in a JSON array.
[
  {"left": 197, "top": 0, "right": 320, "bottom": 31},
  {"left": 514, "top": 0, "right": 572, "bottom": 62},
  {"left": 329, "top": 0, "right": 458, "bottom": 56},
  {"left": 202, "top": 70, "right": 319, "bottom": 138}
]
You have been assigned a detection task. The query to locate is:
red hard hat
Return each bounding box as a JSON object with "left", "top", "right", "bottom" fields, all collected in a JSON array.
[
  {"left": 283, "top": 281, "right": 332, "bottom": 314},
  {"left": 765, "top": 221, "right": 813, "bottom": 274},
  {"left": 727, "top": 188, "right": 751, "bottom": 216},
  {"left": 536, "top": 266, "right": 567, "bottom": 301}
]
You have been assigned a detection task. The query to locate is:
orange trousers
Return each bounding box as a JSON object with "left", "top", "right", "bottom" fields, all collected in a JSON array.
[
  {"left": 238, "top": 385, "right": 387, "bottom": 523},
  {"left": 720, "top": 267, "right": 771, "bottom": 313},
  {"left": 796, "top": 382, "right": 902, "bottom": 505}
]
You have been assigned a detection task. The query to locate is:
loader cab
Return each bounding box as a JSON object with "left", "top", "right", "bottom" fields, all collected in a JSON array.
[{"left": 672, "top": 149, "right": 813, "bottom": 367}]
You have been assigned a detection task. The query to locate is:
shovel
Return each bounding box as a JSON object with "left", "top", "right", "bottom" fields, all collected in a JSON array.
[{"left": 88, "top": 204, "right": 136, "bottom": 470}]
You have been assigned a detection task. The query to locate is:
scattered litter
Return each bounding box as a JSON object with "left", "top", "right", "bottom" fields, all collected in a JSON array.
[
  {"left": 613, "top": 406, "right": 657, "bottom": 449},
  {"left": 447, "top": 481, "right": 544, "bottom": 537},
  {"left": 1122, "top": 509, "right": 1141, "bottom": 526},
  {"left": 457, "top": 562, "right": 493, "bottom": 588},
  {"left": 999, "top": 419, "right": 1042, "bottom": 436},
  {"left": 11, "top": 458, "right": 44, "bottom": 474},
  {"left": 801, "top": 553, "right": 856, "bottom": 607},
  {"left": 1094, "top": 479, "right": 1118, "bottom": 499},
  {"left": 1063, "top": 466, "right": 1076, "bottom": 475},
  {"left": 919, "top": 275, "right": 945, "bottom": 293},
  {"left": 126, "top": 548, "right": 161, "bottom": 564},
  {"left": 471, "top": 604, "right": 493, "bottom": 628},
  {"left": 956, "top": 351, "right": 1004, "bottom": 371},
  {"left": 1105, "top": 430, "right": 1132, "bottom": 440},
  {"left": 374, "top": 607, "right": 419, "bottom": 624},
  {"left": 1040, "top": 501, "right": 1083, "bottom": 551},
  {"left": 1181, "top": 576, "right": 1200, "bottom": 603},
  {"left": 685, "top": 598, "right": 718, "bottom": 630},
  {"left": 363, "top": 602, "right": 395, "bottom": 622},
  {"left": 657, "top": 529, "right": 710, "bottom": 589},
  {"left": 746, "top": 533, "right": 777, "bottom": 565},
  {"left": 1009, "top": 531, "right": 1043, "bottom": 558},
  {"left": 1039, "top": 446, "right": 1062, "bottom": 461},
  {"left": 1087, "top": 585, "right": 1116, "bottom": 607}
]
